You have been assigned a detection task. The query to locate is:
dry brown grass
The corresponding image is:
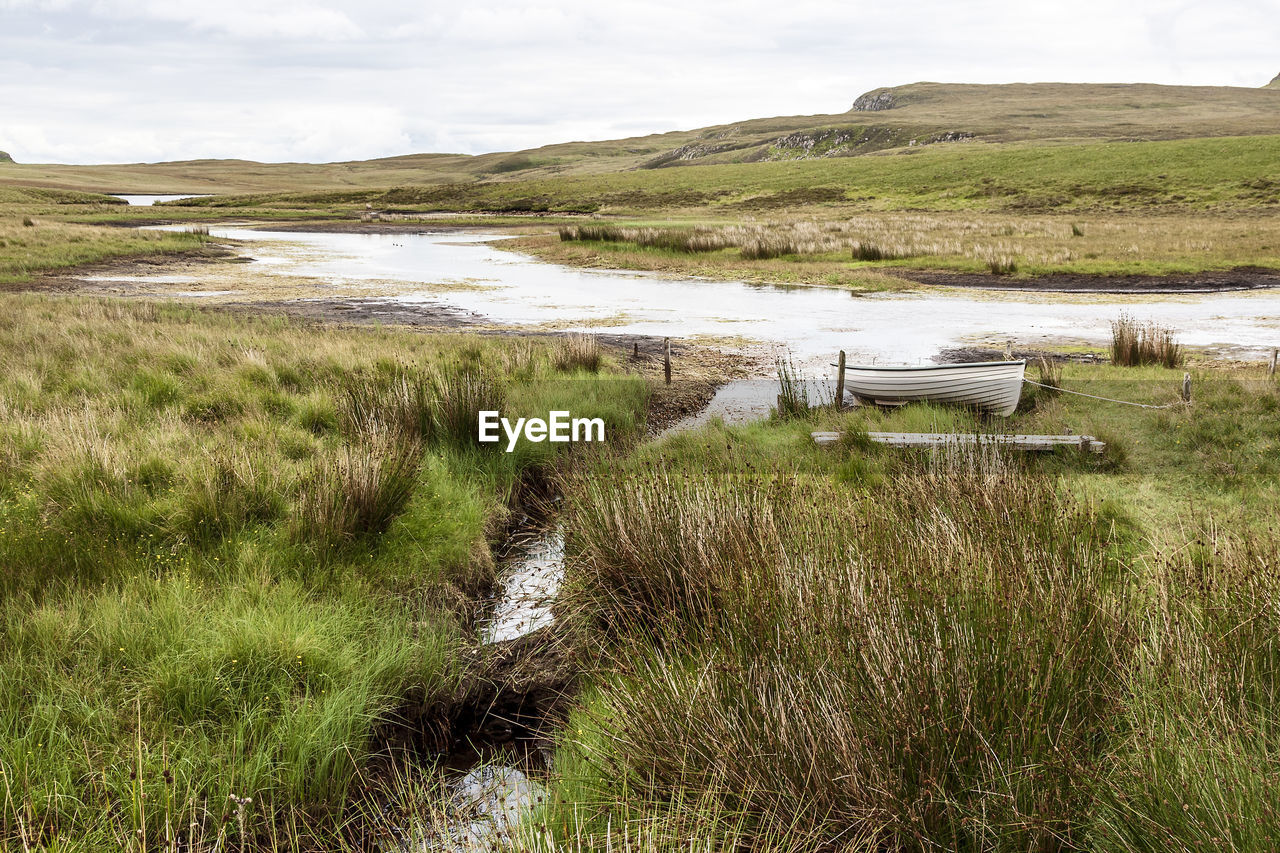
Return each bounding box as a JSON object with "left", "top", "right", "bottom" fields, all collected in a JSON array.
[
  {"left": 527, "top": 210, "right": 1280, "bottom": 283},
  {"left": 1110, "top": 312, "right": 1185, "bottom": 367},
  {"left": 553, "top": 333, "right": 603, "bottom": 373}
]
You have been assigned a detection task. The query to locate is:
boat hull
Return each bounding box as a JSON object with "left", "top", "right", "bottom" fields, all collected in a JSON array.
[{"left": 842, "top": 360, "right": 1026, "bottom": 417}]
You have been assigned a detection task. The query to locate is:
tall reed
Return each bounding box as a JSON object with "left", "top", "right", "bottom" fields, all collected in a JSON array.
[
  {"left": 1110, "top": 313, "right": 1184, "bottom": 367},
  {"left": 561, "top": 456, "right": 1129, "bottom": 849}
]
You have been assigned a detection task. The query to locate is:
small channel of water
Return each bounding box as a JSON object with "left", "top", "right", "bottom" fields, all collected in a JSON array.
[
  {"left": 479, "top": 522, "right": 565, "bottom": 646},
  {"left": 404, "top": 512, "right": 565, "bottom": 851}
]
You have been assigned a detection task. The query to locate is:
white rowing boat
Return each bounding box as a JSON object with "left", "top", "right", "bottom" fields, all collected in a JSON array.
[{"left": 840, "top": 360, "right": 1026, "bottom": 417}]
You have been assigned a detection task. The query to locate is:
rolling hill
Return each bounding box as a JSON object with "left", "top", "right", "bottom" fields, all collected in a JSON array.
[{"left": 2, "top": 79, "right": 1278, "bottom": 196}]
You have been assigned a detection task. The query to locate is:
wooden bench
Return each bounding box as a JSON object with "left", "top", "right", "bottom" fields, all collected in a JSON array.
[{"left": 811, "top": 431, "right": 1106, "bottom": 454}]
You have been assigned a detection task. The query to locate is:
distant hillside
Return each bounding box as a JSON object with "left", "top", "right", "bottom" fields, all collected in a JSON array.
[
  {"left": 1269, "top": 72, "right": 1280, "bottom": 89},
  {"left": 2, "top": 80, "right": 1279, "bottom": 195},
  {"left": 0, "top": 151, "right": 13, "bottom": 164}
]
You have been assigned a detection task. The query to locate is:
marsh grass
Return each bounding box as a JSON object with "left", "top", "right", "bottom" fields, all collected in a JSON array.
[
  {"left": 0, "top": 217, "right": 208, "bottom": 284},
  {"left": 553, "top": 333, "right": 603, "bottom": 373},
  {"left": 1110, "top": 313, "right": 1184, "bottom": 367},
  {"left": 548, "top": 374, "right": 1280, "bottom": 850},
  {"left": 1091, "top": 528, "right": 1280, "bottom": 851},
  {"left": 0, "top": 293, "right": 647, "bottom": 847},
  {"left": 558, "top": 453, "right": 1128, "bottom": 849},
  {"left": 774, "top": 355, "right": 817, "bottom": 419},
  {"left": 339, "top": 365, "right": 507, "bottom": 450},
  {"left": 534, "top": 207, "right": 1280, "bottom": 282},
  {"left": 986, "top": 253, "right": 1019, "bottom": 274},
  {"left": 293, "top": 433, "right": 422, "bottom": 552},
  {"left": 1036, "top": 355, "right": 1064, "bottom": 396}
]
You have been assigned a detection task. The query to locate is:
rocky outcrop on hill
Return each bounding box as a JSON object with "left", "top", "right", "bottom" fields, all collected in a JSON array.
[
  {"left": 0, "top": 151, "right": 13, "bottom": 163},
  {"left": 763, "top": 126, "right": 973, "bottom": 160},
  {"left": 641, "top": 141, "right": 735, "bottom": 168},
  {"left": 851, "top": 88, "right": 896, "bottom": 111},
  {"left": 1268, "top": 73, "right": 1280, "bottom": 88}
]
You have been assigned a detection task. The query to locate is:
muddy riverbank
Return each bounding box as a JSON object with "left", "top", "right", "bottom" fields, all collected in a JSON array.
[{"left": 902, "top": 265, "right": 1280, "bottom": 294}]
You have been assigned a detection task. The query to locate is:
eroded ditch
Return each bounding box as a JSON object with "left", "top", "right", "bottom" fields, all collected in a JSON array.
[{"left": 377, "top": 492, "right": 572, "bottom": 851}]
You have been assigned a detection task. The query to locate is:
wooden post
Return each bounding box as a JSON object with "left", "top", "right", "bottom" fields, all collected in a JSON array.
[
  {"left": 835, "top": 350, "right": 846, "bottom": 409},
  {"left": 663, "top": 337, "right": 671, "bottom": 385},
  {"left": 1004, "top": 340, "right": 1014, "bottom": 361},
  {"left": 1182, "top": 372, "right": 1192, "bottom": 404},
  {"left": 1269, "top": 348, "right": 1277, "bottom": 379},
  {"left": 632, "top": 341, "right": 639, "bottom": 360}
]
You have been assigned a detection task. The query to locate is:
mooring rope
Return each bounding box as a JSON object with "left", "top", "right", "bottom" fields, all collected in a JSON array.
[{"left": 1022, "top": 378, "right": 1182, "bottom": 409}]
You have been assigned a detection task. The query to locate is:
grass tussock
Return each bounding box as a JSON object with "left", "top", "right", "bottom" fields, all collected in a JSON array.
[
  {"left": 553, "top": 333, "right": 603, "bottom": 373},
  {"left": 1035, "top": 355, "right": 1064, "bottom": 397},
  {"left": 1110, "top": 312, "right": 1184, "bottom": 367},
  {"left": 293, "top": 434, "right": 422, "bottom": 552},
  {"left": 774, "top": 354, "right": 818, "bottom": 419}
]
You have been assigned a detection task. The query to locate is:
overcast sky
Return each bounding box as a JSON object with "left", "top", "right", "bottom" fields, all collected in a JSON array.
[{"left": 1, "top": 0, "right": 1277, "bottom": 164}]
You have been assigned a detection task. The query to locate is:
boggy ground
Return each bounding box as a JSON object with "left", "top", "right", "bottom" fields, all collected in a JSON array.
[
  {"left": 5, "top": 201, "right": 1280, "bottom": 851},
  {"left": 5, "top": 278, "right": 1280, "bottom": 851},
  {"left": 516, "top": 210, "right": 1280, "bottom": 292}
]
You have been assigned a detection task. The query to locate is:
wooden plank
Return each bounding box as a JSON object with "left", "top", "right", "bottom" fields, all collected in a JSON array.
[{"left": 811, "top": 431, "right": 1106, "bottom": 454}]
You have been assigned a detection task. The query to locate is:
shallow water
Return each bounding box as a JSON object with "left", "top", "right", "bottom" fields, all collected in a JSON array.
[
  {"left": 112, "top": 193, "right": 211, "bottom": 206},
  {"left": 479, "top": 523, "right": 564, "bottom": 645},
  {"left": 149, "top": 226, "right": 1280, "bottom": 371},
  {"left": 401, "top": 765, "right": 547, "bottom": 853}
]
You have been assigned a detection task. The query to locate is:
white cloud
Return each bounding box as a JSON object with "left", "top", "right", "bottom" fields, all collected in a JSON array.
[{"left": 0, "top": 0, "right": 1276, "bottom": 164}]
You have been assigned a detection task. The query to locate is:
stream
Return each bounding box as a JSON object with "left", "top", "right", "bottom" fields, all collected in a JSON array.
[
  {"left": 137, "top": 225, "right": 1280, "bottom": 373},
  {"left": 396, "top": 515, "right": 562, "bottom": 852}
]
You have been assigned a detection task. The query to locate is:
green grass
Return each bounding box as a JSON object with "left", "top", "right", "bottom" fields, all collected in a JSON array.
[
  {"left": 169, "top": 134, "right": 1280, "bottom": 216},
  {"left": 0, "top": 217, "right": 209, "bottom": 285},
  {"left": 0, "top": 295, "right": 648, "bottom": 847},
  {"left": 541, "top": 210, "right": 1280, "bottom": 280}
]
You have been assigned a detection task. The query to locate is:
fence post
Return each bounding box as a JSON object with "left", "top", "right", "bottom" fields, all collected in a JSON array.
[
  {"left": 1270, "top": 348, "right": 1277, "bottom": 379},
  {"left": 633, "top": 341, "right": 639, "bottom": 360},
  {"left": 835, "top": 350, "right": 846, "bottom": 409},
  {"left": 1182, "top": 372, "right": 1192, "bottom": 404},
  {"left": 664, "top": 337, "right": 671, "bottom": 385}
]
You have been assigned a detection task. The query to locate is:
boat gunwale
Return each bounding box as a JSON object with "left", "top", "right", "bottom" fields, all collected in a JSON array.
[{"left": 840, "top": 360, "right": 1027, "bottom": 373}]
